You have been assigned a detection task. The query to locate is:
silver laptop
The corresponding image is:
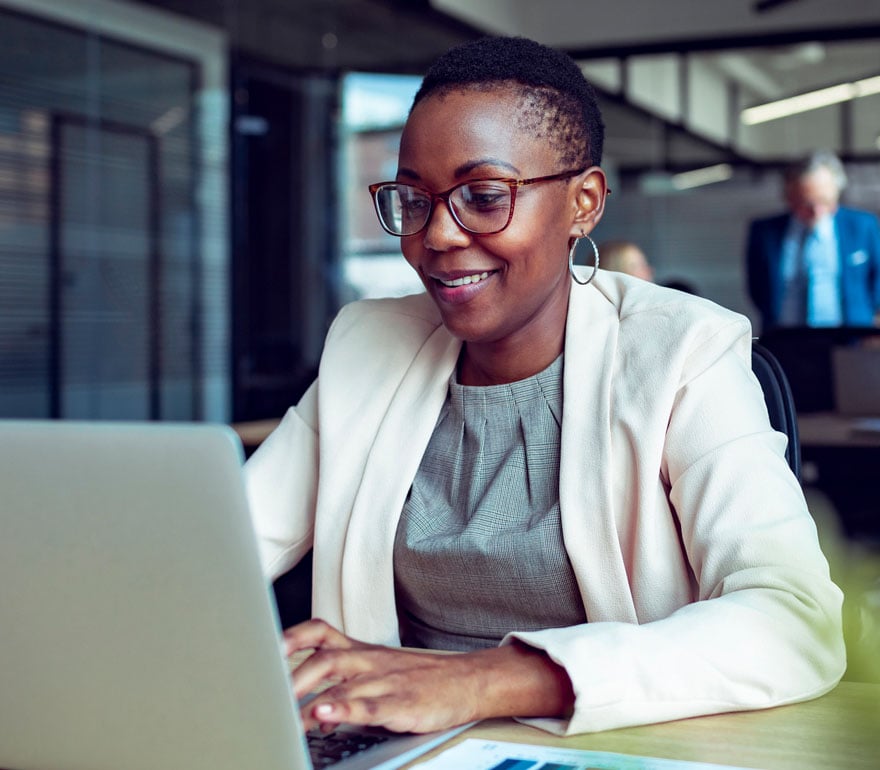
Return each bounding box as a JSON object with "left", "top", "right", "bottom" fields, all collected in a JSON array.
[
  {"left": 832, "top": 345, "right": 880, "bottom": 416},
  {"left": 0, "top": 419, "right": 462, "bottom": 770}
]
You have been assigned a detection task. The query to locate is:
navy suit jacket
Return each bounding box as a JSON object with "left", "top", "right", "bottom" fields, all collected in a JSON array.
[{"left": 746, "top": 206, "right": 880, "bottom": 330}]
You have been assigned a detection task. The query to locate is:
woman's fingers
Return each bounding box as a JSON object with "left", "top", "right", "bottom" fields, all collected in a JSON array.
[
  {"left": 283, "top": 617, "right": 359, "bottom": 657},
  {"left": 297, "top": 648, "right": 482, "bottom": 733},
  {"left": 291, "top": 645, "right": 380, "bottom": 700},
  {"left": 304, "top": 692, "right": 424, "bottom": 733}
]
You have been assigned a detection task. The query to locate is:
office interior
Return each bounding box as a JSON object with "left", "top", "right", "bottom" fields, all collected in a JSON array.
[{"left": 1, "top": 0, "right": 878, "bottom": 681}]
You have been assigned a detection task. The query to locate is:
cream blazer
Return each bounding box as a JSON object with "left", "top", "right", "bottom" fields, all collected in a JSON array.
[{"left": 244, "top": 270, "right": 845, "bottom": 735}]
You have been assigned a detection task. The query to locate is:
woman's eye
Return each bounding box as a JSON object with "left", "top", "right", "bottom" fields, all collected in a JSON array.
[
  {"left": 400, "top": 195, "right": 430, "bottom": 214},
  {"left": 460, "top": 184, "right": 509, "bottom": 211}
]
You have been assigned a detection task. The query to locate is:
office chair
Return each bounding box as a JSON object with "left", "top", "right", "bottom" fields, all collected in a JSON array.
[
  {"left": 271, "top": 549, "right": 313, "bottom": 629},
  {"left": 752, "top": 340, "right": 801, "bottom": 482}
]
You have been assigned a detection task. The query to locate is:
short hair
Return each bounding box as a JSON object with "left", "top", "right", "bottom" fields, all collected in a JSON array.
[
  {"left": 411, "top": 36, "right": 604, "bottom": 169},
  {"left": 783, "top": 150, "right": 848, "bottom": 191}
]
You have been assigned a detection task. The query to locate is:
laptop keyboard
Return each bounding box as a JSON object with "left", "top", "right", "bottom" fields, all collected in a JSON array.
[{"left": 307, "top": 728, "right": 391, "bottom": 767}]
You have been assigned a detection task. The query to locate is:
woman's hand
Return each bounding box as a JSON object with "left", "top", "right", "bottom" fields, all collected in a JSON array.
[{"left": 284, "top": 618, "right": 575, "bottom": 734}]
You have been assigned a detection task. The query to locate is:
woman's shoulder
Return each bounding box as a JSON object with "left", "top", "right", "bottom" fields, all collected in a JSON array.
[
  {"left": 590, "top": 271, "right": 752, "bottom": 372},
  {"left": 593, "top": 271, "right": 746, "bottom": 328}
]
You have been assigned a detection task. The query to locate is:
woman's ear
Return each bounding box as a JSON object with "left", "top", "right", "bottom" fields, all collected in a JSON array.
[{"left": 570, "top": 167, "right": 608, "bottom": 239}]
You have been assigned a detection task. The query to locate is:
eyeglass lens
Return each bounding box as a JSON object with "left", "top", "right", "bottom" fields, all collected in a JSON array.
[{"left": 374, "top": 181, "right": 513, "bottom": 236}]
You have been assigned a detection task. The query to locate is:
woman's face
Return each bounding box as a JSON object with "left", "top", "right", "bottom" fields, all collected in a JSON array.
[{"left": 396, "top": 87, "right": 602, "bottom": 354}]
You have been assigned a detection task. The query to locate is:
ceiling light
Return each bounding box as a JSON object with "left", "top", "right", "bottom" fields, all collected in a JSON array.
[
  {"left": 670, "top": 164, "right": 733, "bottom": 190},
  {"left": 741, "top": 75, "right": 880, "bottom": 125},
  {"left": 855, "top": 75, "right": 880, "bottom": 97}
]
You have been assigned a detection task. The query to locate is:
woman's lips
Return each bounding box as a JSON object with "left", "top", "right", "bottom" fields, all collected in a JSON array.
[
  {"left": 437, "top": 270, "right": 491, "bottom": 288},
  {"left": 431, "top": 270, "right": 497, "bottom": 304}
]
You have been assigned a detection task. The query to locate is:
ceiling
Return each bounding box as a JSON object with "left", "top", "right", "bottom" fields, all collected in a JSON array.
[
  {"left": 435, "top": 0, "right": 880, "bottom": 54},
  {"left": 432, "top": 0, "right": 880, "bottom": 165},
  {"left": 132, "top": 0, "right": 479, "bottom": 71},
  {"left": 131, "top": 0, "right": 880, "bottom": 166}
]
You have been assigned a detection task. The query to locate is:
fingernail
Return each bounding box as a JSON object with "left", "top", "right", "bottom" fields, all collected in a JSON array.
[{"left": 313, "top": 703, "right": 334, "bottom": 718}]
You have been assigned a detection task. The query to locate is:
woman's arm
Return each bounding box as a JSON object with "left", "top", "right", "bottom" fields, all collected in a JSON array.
[
  {"left": 507, "top": 324, "right": 846, "bottom": 735},
  {"left": 243, "top": 382, "right": 319, "bottom": 579}
]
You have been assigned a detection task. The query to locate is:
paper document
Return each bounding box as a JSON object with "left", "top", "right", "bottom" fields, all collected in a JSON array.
[{"left": 410, "top": 738, "right": 756, "bottom": 770}]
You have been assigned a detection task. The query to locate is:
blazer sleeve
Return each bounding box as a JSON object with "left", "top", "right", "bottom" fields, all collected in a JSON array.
[
  {"left": 243, "top": 381, "right": 320, "bottom": 580},
  {"left": 505, "top": 323, "right": 846, "bottom": 735}
]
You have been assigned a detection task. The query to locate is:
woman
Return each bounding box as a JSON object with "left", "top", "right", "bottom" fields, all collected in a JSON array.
[{"left": 244, "top": 36, "right": 845, "bottom": 736}]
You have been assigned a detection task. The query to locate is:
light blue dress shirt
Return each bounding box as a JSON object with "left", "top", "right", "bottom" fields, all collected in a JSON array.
[{"left": 778, "top": 215, "right": 843, "bottom": 326}]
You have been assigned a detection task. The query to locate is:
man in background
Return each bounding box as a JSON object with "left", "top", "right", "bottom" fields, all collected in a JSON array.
[{"left": 746, "top": 150, "right": 880, "bottom": 332}]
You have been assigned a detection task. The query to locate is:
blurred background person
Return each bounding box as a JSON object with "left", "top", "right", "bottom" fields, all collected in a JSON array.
[
  {"left": 745, "top": 150, "right": 880, "bottom": 332},
  {"left": 599, "top": 239, "right": 654, "bottom": 282}
]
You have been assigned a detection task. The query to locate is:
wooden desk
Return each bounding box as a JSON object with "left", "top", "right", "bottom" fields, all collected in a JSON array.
[
  {"left": 230, "top": 418, "right": 282, "bottom": 455},
  {"left": 798, "top": 412, "right": 880, "bottom": 449},
  {"left": 402, "top": 682, "right": 880, "bottom": 770}
]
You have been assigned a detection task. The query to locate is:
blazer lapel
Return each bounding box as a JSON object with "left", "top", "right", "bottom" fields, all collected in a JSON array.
[
  {"left": 330, "top": 281, "right": 640, "bottom": 639},
  {"left": 560, "top": 279, "right": 638, "bottom": 623},
  {"left": 339, "top": 325, "right": 461, "bottom": 643}
]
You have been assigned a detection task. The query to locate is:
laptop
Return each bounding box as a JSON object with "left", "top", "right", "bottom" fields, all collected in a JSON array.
[
  {"left": 832, "top": 345, "right": 880, "bottom": 416},
  {"left": 0, "top": 419, "right": 464, "bottom": 770}
]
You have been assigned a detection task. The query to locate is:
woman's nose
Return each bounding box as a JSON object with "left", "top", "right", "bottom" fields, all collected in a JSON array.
[{"left": 422, "top": 199, "right": 472, "bottom": 251}]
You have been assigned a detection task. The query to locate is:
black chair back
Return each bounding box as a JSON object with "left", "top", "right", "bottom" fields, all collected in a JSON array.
[{"left": 752, "top": 340, "right": 801, "bottom": 481}]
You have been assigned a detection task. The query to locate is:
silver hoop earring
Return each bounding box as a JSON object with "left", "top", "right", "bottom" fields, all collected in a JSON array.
[{"left": 569, "top": 232, "right": 599, "bottom": 286}]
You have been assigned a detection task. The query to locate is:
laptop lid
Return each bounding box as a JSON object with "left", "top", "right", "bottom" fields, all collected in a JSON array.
[
  {"left": 0, "top": 419, "right": 308, "bottom": 770},
  {"left": 0, "top": 419, "right": 465, "bottom": 770}
]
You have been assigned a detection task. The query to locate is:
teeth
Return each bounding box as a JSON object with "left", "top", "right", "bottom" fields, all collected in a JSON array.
[{"left": 440, "top": 271, "right": 490, "bottom": 287}]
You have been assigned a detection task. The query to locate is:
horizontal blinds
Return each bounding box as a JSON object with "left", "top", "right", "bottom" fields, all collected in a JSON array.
[{"left": 0, "top": 7, "right": 202, "bottom": 419}]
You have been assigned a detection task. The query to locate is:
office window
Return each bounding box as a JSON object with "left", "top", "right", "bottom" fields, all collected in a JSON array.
[
  {"left": 0, "top": 3, "right": 227, "bottom": 420},
  {"left": 339, "top": 72, "right": 423, "bottom": 302}
]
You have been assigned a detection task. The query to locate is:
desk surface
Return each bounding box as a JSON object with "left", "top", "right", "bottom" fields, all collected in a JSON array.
[
  {"left": 798, "top": 412, "right": 880, "bottom": 448},
  {"left": 401, "top": 681, "right": 880, "bottom": 770},
  {"left": 231, "top": 417, "right": 282, "bottom": 449}
]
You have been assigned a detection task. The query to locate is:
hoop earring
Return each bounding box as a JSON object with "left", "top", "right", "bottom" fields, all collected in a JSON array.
[{"left": 569, "top": 232, "right": 599, "bottom": 286}]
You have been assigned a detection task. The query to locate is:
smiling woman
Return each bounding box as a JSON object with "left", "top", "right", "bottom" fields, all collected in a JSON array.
[
  {"left": 243, "top": 36, "right": 845, "bottom": 737},
  {"left": 395, "top": 87, "right": 604, "bottom": 381}
]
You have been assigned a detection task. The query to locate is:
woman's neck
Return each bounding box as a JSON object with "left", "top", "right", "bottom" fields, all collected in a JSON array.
[
  {"left": 455, "top": 279, "right": 570, "bottom": 386},
  {"left": 458, "top": 335, "right": 565, "bottom": 386}
]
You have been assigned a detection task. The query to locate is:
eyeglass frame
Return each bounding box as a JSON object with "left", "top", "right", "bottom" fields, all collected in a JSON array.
[{"left": 368, "top": 167, "right": 588, "bottom": 237}]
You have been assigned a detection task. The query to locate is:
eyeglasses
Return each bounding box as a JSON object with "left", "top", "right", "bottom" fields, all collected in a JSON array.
[{"left": 368, "top": 168, "right": 587, "bottom": 237}]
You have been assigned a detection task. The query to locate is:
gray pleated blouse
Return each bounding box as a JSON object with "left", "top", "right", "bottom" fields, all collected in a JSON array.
[{"left": 393, "top": 355, "right": 588, "bottom": 651}]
